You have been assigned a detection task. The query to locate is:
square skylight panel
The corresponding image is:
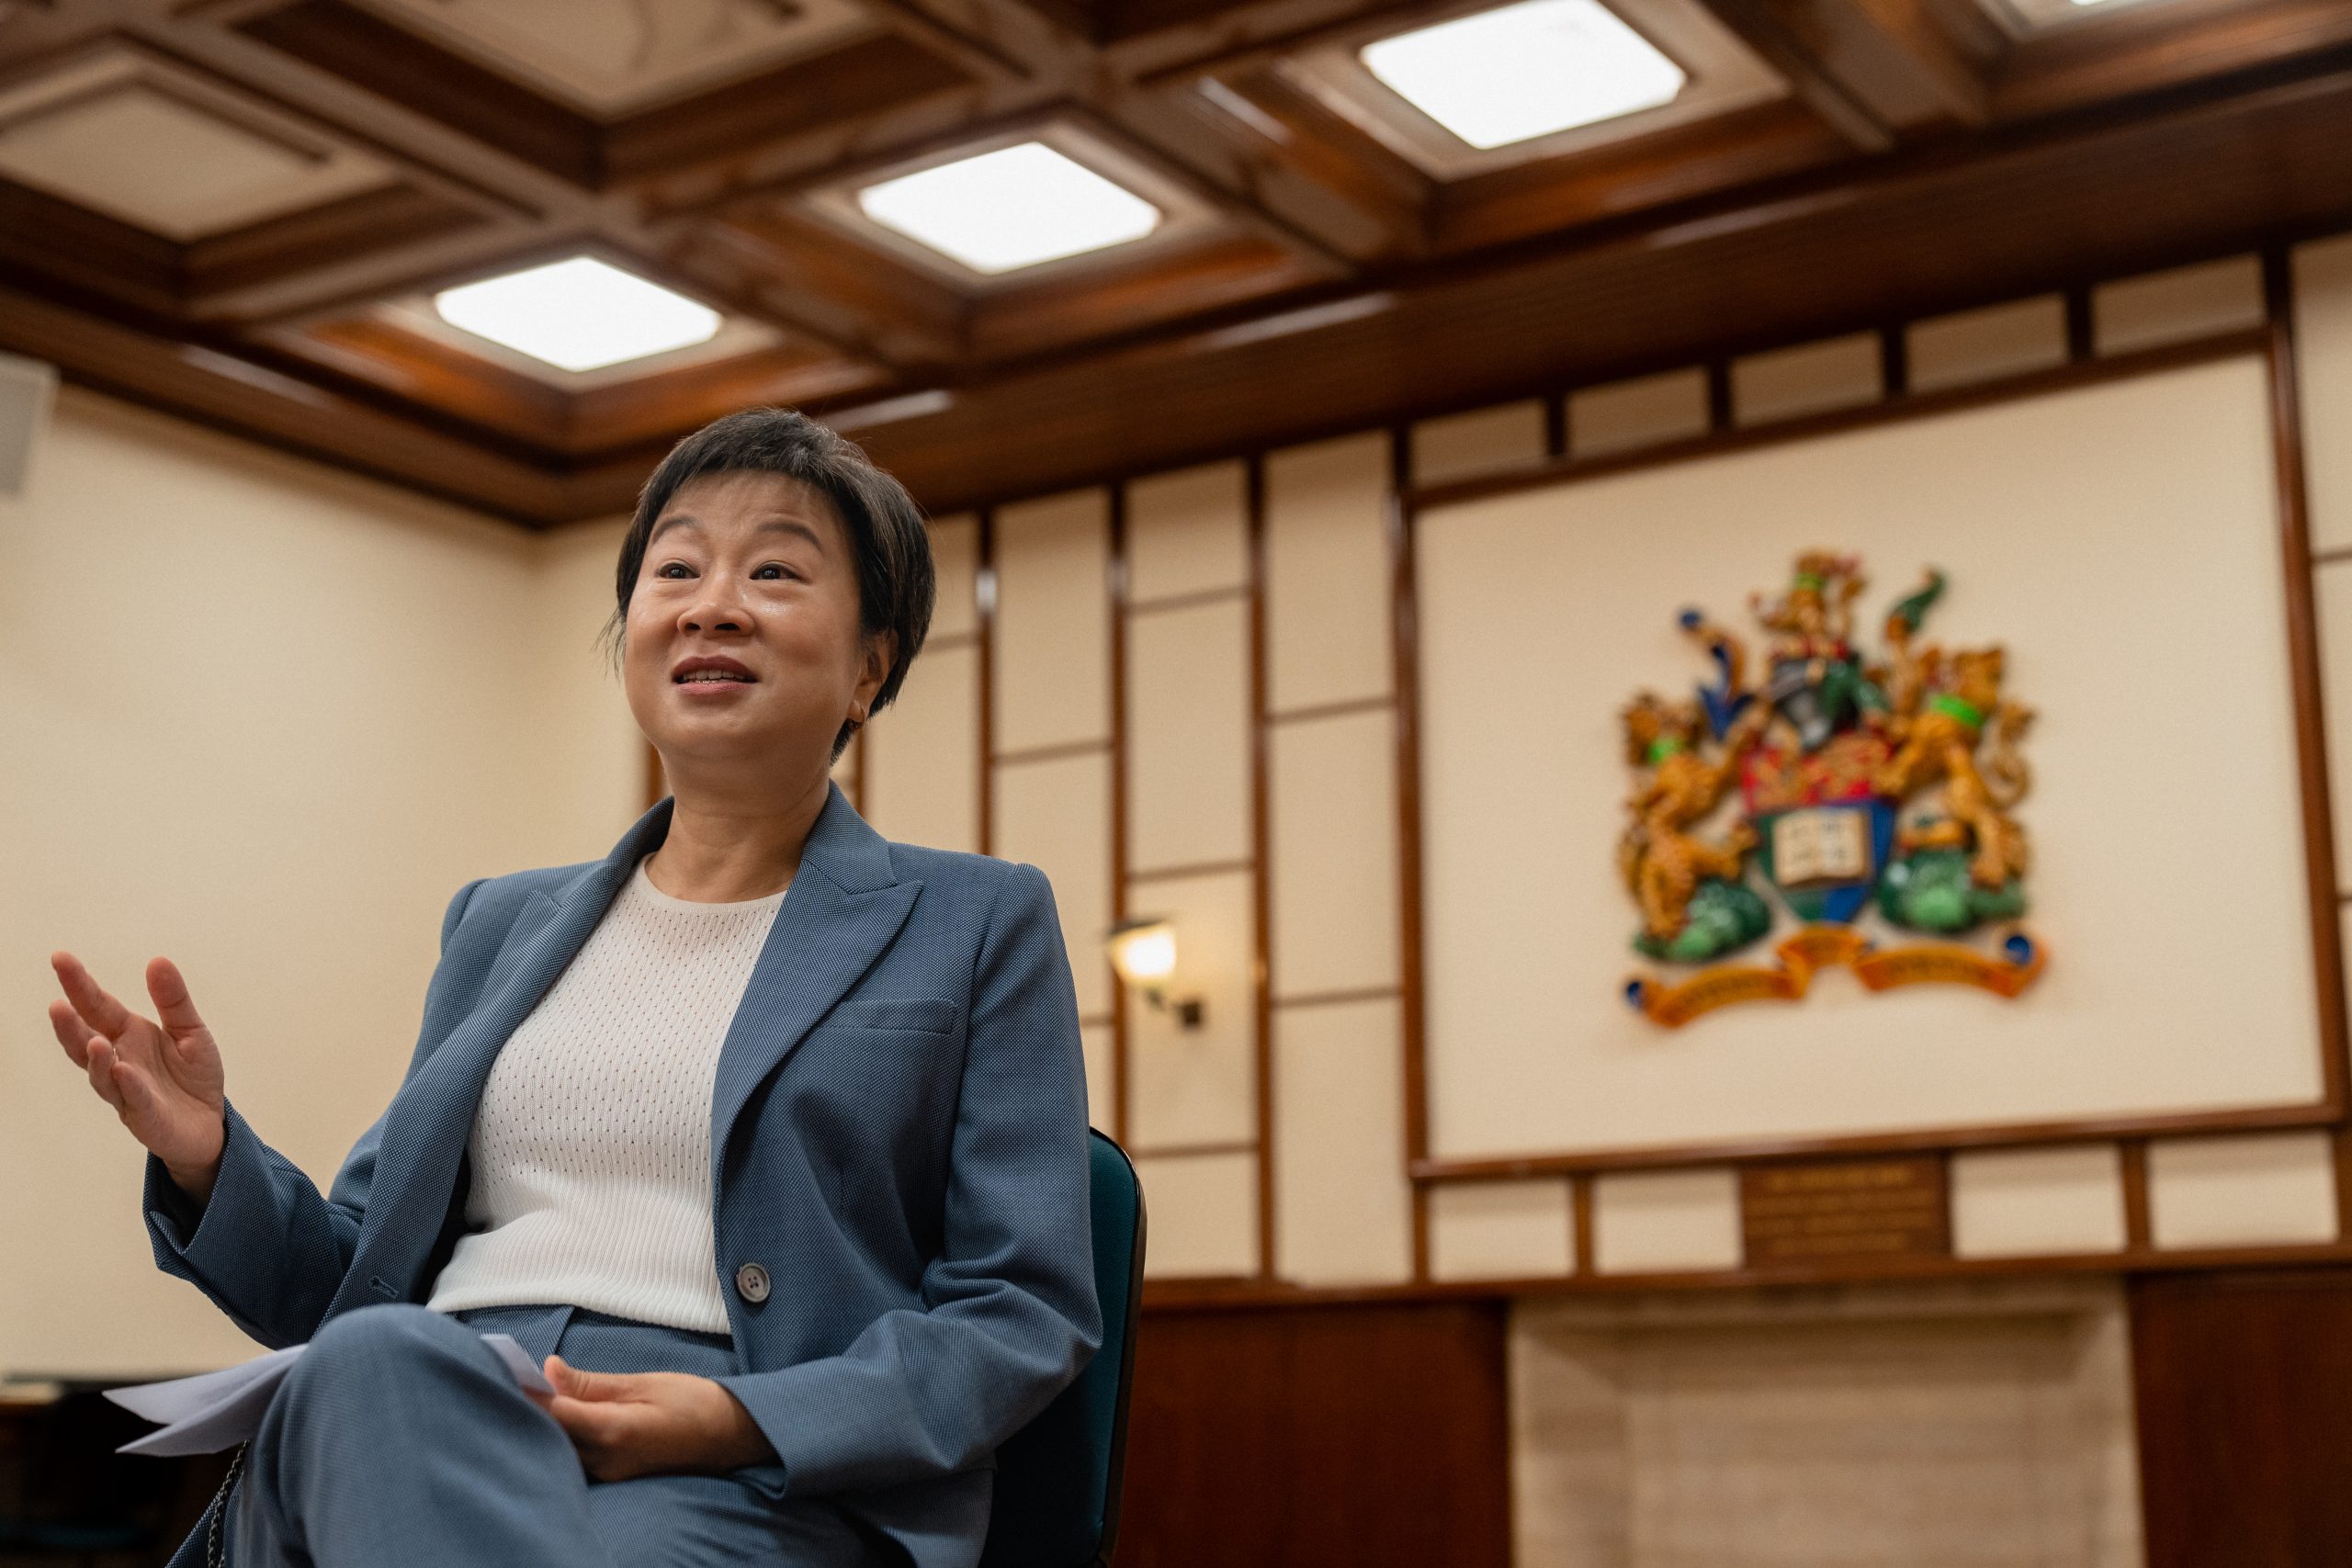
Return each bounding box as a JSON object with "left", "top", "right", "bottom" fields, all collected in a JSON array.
[
  {"left": 433, "top": 256, "right": 721, "bottom": 372},
  {"left": 1360, "top": 0, "right": 1687, "bottom": 151},
  {"left": 854, "top": 141, "right": 1162, "bottom": 276}
]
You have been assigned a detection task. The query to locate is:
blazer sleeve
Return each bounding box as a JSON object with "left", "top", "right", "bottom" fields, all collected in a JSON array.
[
  {"left": 141, "top": 877, "right": 486, "bottom": 1348},
  {"left": 719, "top": 861, "right": 1105, "bottom": 1495}
]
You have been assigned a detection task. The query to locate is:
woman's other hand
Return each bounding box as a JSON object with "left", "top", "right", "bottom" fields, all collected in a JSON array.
[
  {"left": 48, "top": 953, "right": 227, "bottom": 1204},
  {"left": 537, "top": 1356, "right": 776, "bottom": 1481}
]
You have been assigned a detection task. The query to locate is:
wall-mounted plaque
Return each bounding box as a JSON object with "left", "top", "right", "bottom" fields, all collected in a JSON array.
[{"left": 1739, "top": 1156, "right": 1950, "bottom": 1267}]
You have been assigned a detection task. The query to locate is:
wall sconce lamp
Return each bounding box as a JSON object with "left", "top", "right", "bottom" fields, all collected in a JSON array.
[{"left": 1105, "top": 916, "right": 1204, "bottom": 1030}]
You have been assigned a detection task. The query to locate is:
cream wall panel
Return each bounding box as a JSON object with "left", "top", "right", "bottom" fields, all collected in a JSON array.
[
  {"left": 1907, "top": 297, "right": 2069, "bottom": 393},
  {"left": 1430, "top": 1179, "right": 1573, "bottom": 1280},
  {"left": 861, "top": 640, "right": 979, "bottom": 852},
  {"left": 1264, "top": 433, "right": 1392, "bottom": 712},
  {"left": 1412, "top": 400, "right": 1546, "bottom": 486},
  {"left": 1732, "top": 333, "right": 1883, "bottom": 425},
  {"left": 1568, "top": 368, "right": 1709, "bottom": 457},
  {"left": 991, "top": 488, "right": 1109, "bottom": 750},
  {"left": 928, "top": 513, "right": 978, "bottom": 639},
  {"left": 1081, "top": 1021, "right": 1115, "bottom": 1134},
  {"left": 0, "top": 393, "right": 642, "bottom": 1377},
  {"left": 1419, "top": 358, "right": 2323, "bottom": 1160},
  {"left": 1125, "top": 869, "right": 1258, "bottom": 1148},
  {"left": 1269, "top": 708, "right": 1400, "bottom": 997},
  {"left": 1126, "top": 598, "right": 1251, "bottom": 871},
  {"left": 1136, "top": 1152, "right": 1259, "bottom": 1278},
  {"left": 2148, "top": 1131, "right": 2339, "bottom": 1249},
  {"left": 1951, "top": 1145, "right": 2127, "bottom": 1258},
  {"left": 2313, "top": 559, "right": 2352, "bottom": 891},
  {"left": 1273, "top": 998, "right": 1413, "bottom": 1285},
  {"left": 2095, "top": 254, "right": 2264, "bottom": 355},
  {"left": 1593, "top": 1169, "right": 1743, "bottom": 1274},
  {"left": 1127, "top": 461, "right": 1248, "bottom": 602},
  {"left": 991, "top": 750, "right": 1113, "bottom": 1018},
  {"left": 2297, "top": 234, "right": 2352, "bottom": 555}
]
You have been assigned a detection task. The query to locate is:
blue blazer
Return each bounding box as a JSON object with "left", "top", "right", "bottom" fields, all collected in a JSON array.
[{"left": 142, "top": 781, "right": 1102, "bottom": 1568}]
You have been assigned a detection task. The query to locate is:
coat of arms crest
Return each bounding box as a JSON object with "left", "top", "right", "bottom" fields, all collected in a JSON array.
[{"left": 1619, "top": 550, "right": 2045, "bottom": 1027}]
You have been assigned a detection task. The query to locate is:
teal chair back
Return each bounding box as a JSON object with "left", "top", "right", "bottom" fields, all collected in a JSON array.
[{"left": 978, "top": 1130, "right": 1146, "bottom": 1568}]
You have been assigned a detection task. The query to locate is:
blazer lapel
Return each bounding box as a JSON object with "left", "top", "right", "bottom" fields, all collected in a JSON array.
[
  {"left": 329, "top": 799, "right": 673, "bottom": 1313},
  {"left": 710, "top": 781, "right": 922, "bottom": 1179}
]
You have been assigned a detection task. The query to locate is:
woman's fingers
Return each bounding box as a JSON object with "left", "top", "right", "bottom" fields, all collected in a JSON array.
[
  {"left": 49, "top": 999, "right": 97, "bottom": 1068},
  {"left": 84, "top": 1036, "right": 127, "bottom": 1111},
  {"left": 51, "top": 952, "right": 132, "bottom": 1039},
  {"left": 145, "top": 957, "right": 207, "bottom": 1036}
]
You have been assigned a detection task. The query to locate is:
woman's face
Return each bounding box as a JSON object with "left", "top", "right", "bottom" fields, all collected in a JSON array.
[{"left": 622, "top": 470, "right": 891, "bottom": 787}]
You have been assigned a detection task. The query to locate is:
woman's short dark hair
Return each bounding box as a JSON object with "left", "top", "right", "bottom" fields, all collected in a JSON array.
[{"left": 610, "top": 408, "right": 934, "bottom": 763}]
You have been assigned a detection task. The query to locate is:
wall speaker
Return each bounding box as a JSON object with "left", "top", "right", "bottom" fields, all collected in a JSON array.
[{"left": 0, "top": 351, "right": 57, "bottom": 499}]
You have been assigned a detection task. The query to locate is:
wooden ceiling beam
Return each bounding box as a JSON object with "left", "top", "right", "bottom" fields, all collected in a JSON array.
[{"left": 1690, "top": 0, "right": 1901, "bottom": 150}]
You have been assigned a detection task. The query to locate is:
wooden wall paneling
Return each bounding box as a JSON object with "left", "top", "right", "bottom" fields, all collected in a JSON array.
[
  {"left": 1133, "top": 1148, "right": 1260, "bottom": 1278},
  {"left": 1949, "top": 1144, "right": 2129, "bottom": 1260},
  {"left": 2120, "top": 1138, "right": 2154, "bottom": 1252},
  {"left": 1115, "top": 1300, "right": 1513, "bottom": 1568},
  {"left": 1408, "top": 398, "right": 1546, "bottom": 488},
  {"left": 1265, "top": 709, "right": 1400, "bottom": 998},
  {"left": 987, "top": 486, "right": 1113, "bottom": 753},
  {"left": 2266, "top": 246, "right": 2352, "bottom": 1122},
  {"left": 2297, "top": 233, "right": 2352, "bottom": 557},
  {"left": 1272, "top": 998, "right": 1412, "bottom": 1286},
  {"left": 1125, "top": 595, "right": 1250, "bottom": 871},
  {"left": 1110, "top": 481, "right": 1132, "bottom": 1153},
  {"left": 1589, "top": 1168, "right": 1745, "bottom": 1275},
  {"left": 991, "top": 750, "right": 1115, "bottom": 1021},
  {"left": 1262, "top": 430, "right": 1394, "bottom": 713},
  {"left": 1905, "top": 294, "right": 2069, "bottom": 394},
  {"left": 1427, "top": 1178, "right": 1573, "bottom": 1282},
  {"left": 1126, "top": 458, "right": 1250, "bottom": 602},
  {"left": 2096, "top": 254, "right": 2267, "bottom": 356},
  {"left": 1248, "top": 450, "right": 1275, "bottom": 1280},
  {"left": 1122, "top": 867, "right": 1259, "bottom": 1151},
  {"left": 859, "top": 639, "right": 978, "bottom": 851},
  {"left": 1728, "top": 331, "right": 1884, "bottom": 424},
  {"left": 1386, "top": 423, "right": 1430, "bottom": 1281},
  {"left": 1565, "top": 367, "right": 1712, "bottom": 457},
  {"left": 2146, "top": 1133, "right": 2340, "bottom": 1251},
  {"left": 2132, "top": 1266, "right": 2352, "bottom": 1568}
]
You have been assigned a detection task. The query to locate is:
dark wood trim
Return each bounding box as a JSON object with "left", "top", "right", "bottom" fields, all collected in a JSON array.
[
  {"left": 2335, "top": 1127, "right": 2352, "bottom": 1244},
  {"left": 1705, "top": 357, "right": 1734, "bottom": 433},
  {"left": 1128, "top": 855, "right": 1256, "bottom": 883},
  {"left": 1410, "top": 328, "right": 2272, "bottom": 513},
  {"left": 1126, "top": 582, "right": 1253, "bottom": 615},
  {"left": 976, "top": 506, "right": 997, "bottom": 863},
  {"left": 922, "top": 627, "right": 980, "bottom": 651},
  {"left": 1544, "top": 390, "right": 1568, "bottom": 458},
  {"left": 1128, "top": 1139, "right": 1260, "bottom": 1160},
  {"left": 1879, "top": 322, "right": 1909, "bottom": 398},
  {"left": 2065, "top": 284, "right": 2097, "bottom": 362},
  {"left": 1272, "top": 983, "right": 1404, "bottom": 1010},
  {"left": 1266, "top": 694, "right": 1397, "bottom": 726},
  {"left": 990, "top": 738, "right": 1115, "bottom": 766},
  {"left": 1109, "top": 484, "right": 1135, "bottom": 1150},
  {"left": 1387, "top": 422, "right": 1431, "bottom": 1283},
  {"left": 1248, "top": 447, "right": 1277, "bottom": 1280},
  {"left": 1570, "top": 1173, "right": 1596, "bottom": 1276},
  {"left": 2264, "top": 245, "right": 2352, "bottom": 1118},
  {"left": 1413, "top": 1101, "right": 2343, "bottom": 1181},
  {"left": 2122, "top": 1137, "right": 2154, "bottom": 1251},
  {"left": 1142, "top": 1238, "right": 2352, "bottom": 1312}
]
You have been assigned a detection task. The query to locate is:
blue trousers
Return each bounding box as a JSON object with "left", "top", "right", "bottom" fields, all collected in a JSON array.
[{"left": 221, "top": 1303, "right": 908, "bottom": 1568}]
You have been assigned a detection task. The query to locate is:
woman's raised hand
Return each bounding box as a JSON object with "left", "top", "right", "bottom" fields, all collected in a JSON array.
[{"left": 48, "top": 953, "right": 227, "bottom": 1204}]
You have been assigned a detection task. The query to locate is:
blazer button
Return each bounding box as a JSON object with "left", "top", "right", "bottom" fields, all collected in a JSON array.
[{"left": 734, "top": 1262, "right": 772, "bottom": 1304}]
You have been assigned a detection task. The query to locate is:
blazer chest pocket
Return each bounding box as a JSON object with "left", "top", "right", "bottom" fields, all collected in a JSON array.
[{"left": 821, "top": 995, "right": 959, "bottom": 1035}]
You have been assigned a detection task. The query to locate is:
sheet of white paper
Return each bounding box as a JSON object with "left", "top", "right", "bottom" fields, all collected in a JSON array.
[
  {"left": 481, "top": 1332, "right": 554, "bottom": 1395},
  {"left": 107, "top": 1331, "right": 553, "bottom": 1454}
]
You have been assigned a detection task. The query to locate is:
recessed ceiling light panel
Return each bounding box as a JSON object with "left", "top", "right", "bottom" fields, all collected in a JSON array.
[
  {"left": 854, "top": 141, "right": 1162, "bottom": 276},
  {"left": 1359, "top": 0, "right": 1687, "bottom": 151},
  {"left": 433, "top": 256, "right": 721, "bottom": 372}
]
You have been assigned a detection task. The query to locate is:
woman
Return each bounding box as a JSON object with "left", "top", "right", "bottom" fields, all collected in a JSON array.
[{"left": 45, "top": 409, "right": 1101, "bottom": 1568}]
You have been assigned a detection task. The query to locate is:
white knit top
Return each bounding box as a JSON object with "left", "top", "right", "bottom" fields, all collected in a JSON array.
[{"left": 424, "top": 856, "right": 788, "bottom": 1333}]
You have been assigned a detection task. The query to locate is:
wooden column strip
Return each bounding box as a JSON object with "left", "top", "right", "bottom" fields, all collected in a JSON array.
[
  {"left": 1108, "top": 486, "right": 1134, "bottom": 1150},
  {"left": 2064, "top": 285, "right": 2096, "bottom": 362},
  {"left": 1248, "top": 450, "right": 1278, "bottom": 1281},
  {"left": 2265, "top": 245, "right": 2351, "bottom": 1121},
  {"left": 1571, "top": 1174, "right": 1596, "bottom": 1276},
  {"left": 976, "top": 506, "right": 996, "bottom": 859},
  {"left": 2120, "top": 1137, "right": 2154, "bottom": 1251},
  {"left": 1389, "top": 422, "right": 1432, "bottom": 1282}
]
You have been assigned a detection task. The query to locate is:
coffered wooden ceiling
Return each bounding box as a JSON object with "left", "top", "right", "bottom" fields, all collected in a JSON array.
[{"left": 2, "top": 0, "right": 2350, "bottom": 521}]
